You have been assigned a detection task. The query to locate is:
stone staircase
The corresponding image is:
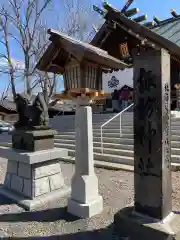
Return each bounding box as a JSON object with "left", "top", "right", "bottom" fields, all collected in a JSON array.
[{"left": 50, "top": 111, "right": 180, "bottom": 170}]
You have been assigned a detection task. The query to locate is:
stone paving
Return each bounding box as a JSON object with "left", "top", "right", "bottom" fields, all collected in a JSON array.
[{"left": 0, "top": 158, "right": 179, "bottom": 239}]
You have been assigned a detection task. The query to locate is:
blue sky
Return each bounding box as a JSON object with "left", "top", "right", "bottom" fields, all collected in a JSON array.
[{"left": 0, "top": 0, "right": 180, "bottom": 97}]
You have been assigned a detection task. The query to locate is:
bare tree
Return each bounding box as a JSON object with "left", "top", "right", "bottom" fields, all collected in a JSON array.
[
  {"left": 0, "top": 0, "right": 102, "bottom": 102},
  {"left": 0, "top": 6, "right": 16, "bottom": 100},
  {"left": 57, "top": 0, "right": 103, "bottom": 42},
  {"left": 0, "top": 0, "right": 54, "bottom": 101}
]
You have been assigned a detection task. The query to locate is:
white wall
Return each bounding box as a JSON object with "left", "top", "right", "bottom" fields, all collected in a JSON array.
[{"left": 102, "top": 68, "right": 133, "bottom": 93}]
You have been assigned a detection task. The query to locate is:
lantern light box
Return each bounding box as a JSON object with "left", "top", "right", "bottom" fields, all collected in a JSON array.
[{"left": 63, "top": 60, "right": 102, "bottom": 90}]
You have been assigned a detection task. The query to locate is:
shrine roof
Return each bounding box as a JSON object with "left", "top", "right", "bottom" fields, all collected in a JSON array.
[
  {"left": 36, "top": 29, "right": 130, "bottom": 74},
  {"left": 91, "top": 3, "right": 180, "bottom": 61},
  {"left": 150, "top": 17, "right": 180, "bottom": 47}
]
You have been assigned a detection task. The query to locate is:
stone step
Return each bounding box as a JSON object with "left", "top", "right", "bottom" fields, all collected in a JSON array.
[
  {"left": 55, "top": 135, "right": 180, "bottom": 146},
  {"left": 54, "top": 142, "right": 180, "bottom": 157},
  {"left": 51, "top": 120, "right": 180, "bottom": 131},
  {"left": 56, "top": 133, "right": 180, "bottom": 141},
  {"left": 57, "top": 128, "right": 180, "bottom": 135},
  {"left": 171, "top": 126, "right": 180, "bottom": 130},
  {"left": 93, "top": 122, "right": 180, "bottom": 128},
  {"left": 54, "top": 139, "right": 180, "bottom": 150},
  {"left": 171, "top": 148, "right": 180, "bottom": 155},
  {"left": 59, "top": 128, "right": 134, "bottom": 134},
  {"left": 54, "top": 143, "right": 134, "bottom": 157},
  {"left": 55, "top": 134, "right": 180, "bottom": 145},
  {"left": 55, "top": 140, "right": 134, "bottom": 150},
  {"left": 68, "top": 149, "right": 134, "bottom": 165},
  {"left": 54, "top": 125, "right": 134, "bottom": 131},
  {"left": 171, "top": 141, "right": 180, "bottom": 148},
  {"left": 54, "top": 126, "right": 180, "bottom": 134},
  {"left": 171, "top": 135, "right": 180, "bottom": 141},
  {"left": 57, "top": 135, "right": 134, "bottom": 144},
  {"left": 66, "top": 149, "right": 180, "bottom": 165},
  {"left": 94, "top": 128, "right": 133, "bottom": 133},
  {"left": 171, "top": 155, "right": 180, "bottom": 163},
  {"left": 58, "top": 155, "right": 180, "bottom": 172},
  {"left": 56, "top": 132, "right": 134, "bottom": 139},
  {"left": 59, "top": 155, "right": 134, "bottom": 172},
  {"left": 51, "top": 116, "right": 180, "bottom": 123}
]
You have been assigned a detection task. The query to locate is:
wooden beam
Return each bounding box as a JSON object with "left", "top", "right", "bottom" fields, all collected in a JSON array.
[
  {"left": 125, "top": 8, "right": 139, "bottom": 17},
  {"left": 170, "top": 9, "right": 178, "bottom": 18},
  {"left": 133, "top": 15, "right": 148, "bottom": 23},
  {"left": 121, "top": 0, "right": 134, "bottom": 13},
  {"left": 105, "top": 9, "right": 180, "bottom": 61},
  {"left": 144, "top": 21, "right": 155, "bottom": 28},
  {"left": 116, "top": 21, "right": 159, "bottom": 50},
  {"left": 153, "top": 16, "right": 161, "bottom": 24}
]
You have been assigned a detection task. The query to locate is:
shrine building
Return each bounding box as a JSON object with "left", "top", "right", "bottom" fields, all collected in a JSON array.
[{"left": 91, "top": 2, "right": 180, "bottom": 110}]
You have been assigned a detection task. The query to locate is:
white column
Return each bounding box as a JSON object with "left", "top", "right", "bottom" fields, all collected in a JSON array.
[{"left": 67, "top": 96, "right": 103, "bottom": 218}]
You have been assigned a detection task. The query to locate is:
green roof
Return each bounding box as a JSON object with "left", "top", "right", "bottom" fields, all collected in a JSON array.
[{"left": 151, "top": 17, "right": 180, "bottom": 47}]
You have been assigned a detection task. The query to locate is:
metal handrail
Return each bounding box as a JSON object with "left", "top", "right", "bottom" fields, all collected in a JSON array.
[
  {"left": 100, "top": 103, "right": 134, "bottom": 153},
  {"left": 55, "top": 110, "right": 64, "bottom": 116}
]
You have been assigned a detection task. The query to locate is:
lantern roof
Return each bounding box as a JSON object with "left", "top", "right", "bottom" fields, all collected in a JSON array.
[{"left": 36, "top": 29, "right": 130, "bottom": 74}]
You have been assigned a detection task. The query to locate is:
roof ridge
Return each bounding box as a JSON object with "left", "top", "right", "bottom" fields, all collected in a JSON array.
[{"left": 150, "top": 15, "right": 180, "bottom": 29}]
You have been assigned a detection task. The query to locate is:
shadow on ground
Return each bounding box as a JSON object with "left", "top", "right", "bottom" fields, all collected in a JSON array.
[
  {"left": 0, "top": 194, "right": 16, "bottom": 205},
  {"left": 0, "top": 206, "right": 80, "bottom": 222},
  {"left": 1, "top": 224, "right": 117, "bottom": 240}
]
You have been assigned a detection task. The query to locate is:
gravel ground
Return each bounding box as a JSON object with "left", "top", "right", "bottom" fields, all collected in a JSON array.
[{"left": 0, "top": 158, "right": 179, "bottom": 239}]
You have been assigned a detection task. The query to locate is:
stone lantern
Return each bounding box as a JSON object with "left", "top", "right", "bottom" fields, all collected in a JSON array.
[{"left": 36, "top": 29, "right": 128, "bottom": 218}]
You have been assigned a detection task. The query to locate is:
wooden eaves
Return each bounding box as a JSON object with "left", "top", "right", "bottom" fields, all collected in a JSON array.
[
  {"left": 36, "top": 29, "right": 131, "bottom": 75},
  {"left": 92, "top": 4, "right": 180, "bottom": 62}
]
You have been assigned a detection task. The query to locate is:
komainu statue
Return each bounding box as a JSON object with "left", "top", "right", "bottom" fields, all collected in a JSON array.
[{"left": 14, "top": 92, "right": 49, "bottom": 129}]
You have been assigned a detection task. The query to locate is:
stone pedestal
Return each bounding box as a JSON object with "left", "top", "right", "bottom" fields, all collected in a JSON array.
[
  {"left": 12, "top": 129, "right": 57, "bottom": 152},
  {"left": 114, "top": 207, "right": 180, "bottom": 240},
  {"left": 114, "top": 49, "right": 180, "bottom": 238},
  {"left": 0, "top": 146, "right": 69, "bottom": 210},
  {"left": 67, "top": 97, "right": 103, "bottom": 218}
]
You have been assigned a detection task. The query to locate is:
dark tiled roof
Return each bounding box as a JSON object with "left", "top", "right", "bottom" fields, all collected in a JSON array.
[
  {"left": 151, "top": 17, "right": 180, "bottom": 47},
  {"left": 0, "top": 99, "right": 17, "bottom": 112}
]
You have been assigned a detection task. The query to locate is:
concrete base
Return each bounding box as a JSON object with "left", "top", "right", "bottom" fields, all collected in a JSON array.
[
  {"left": 114, "top": 207, "right": 180, "bottom": 240},
  {"left": 0, "top": 185, "right": 70, "bottom": 211},
  {"left": 67, "top": 195, "right": 103, "bottom": 218},
  {"left": 0, "top": 146, "right": 69, "bottom": 210}
]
